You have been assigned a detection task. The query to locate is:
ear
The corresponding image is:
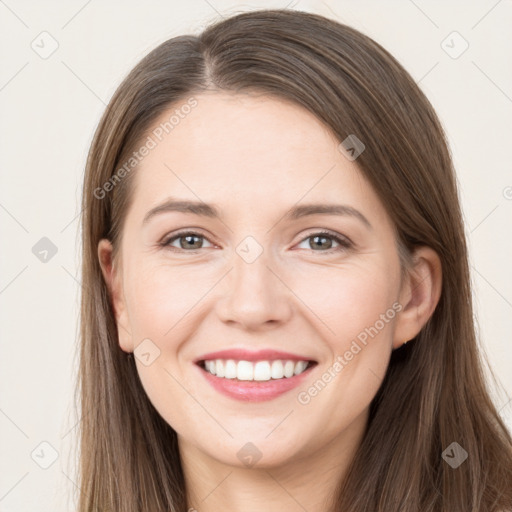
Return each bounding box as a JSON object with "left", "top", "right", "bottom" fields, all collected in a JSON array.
[
  {"left": 97, "top": 239, "right": 133, "bottom": 353},
  {"left": 392, "top": 246, "right": 442, "bottom": 350}
]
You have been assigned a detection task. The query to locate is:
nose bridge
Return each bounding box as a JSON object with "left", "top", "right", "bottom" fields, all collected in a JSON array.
[{"left": 216, "top": 234, "right": 292, "bottom": 327}]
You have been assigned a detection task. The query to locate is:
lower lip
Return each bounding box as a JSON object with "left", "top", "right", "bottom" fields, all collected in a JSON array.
[{"left": 196, "top": 363, "right": 315, "bottom": 402}]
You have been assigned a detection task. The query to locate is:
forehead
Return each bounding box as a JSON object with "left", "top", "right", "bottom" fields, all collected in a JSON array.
[{"left": 127, "top": 91, "right": 387, "bottom": 225}]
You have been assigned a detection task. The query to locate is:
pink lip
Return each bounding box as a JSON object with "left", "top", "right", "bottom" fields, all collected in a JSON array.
[
  {"left": 194, "top": 348, "right": 315, "bottom": 364},
  {"left": 195, "top": 362, "right": 316, "bottom": 402}
]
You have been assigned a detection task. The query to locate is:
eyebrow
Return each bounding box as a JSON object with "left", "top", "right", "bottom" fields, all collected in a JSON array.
[{"left": 142, "top": 197, "right": 372, "bottom": 230}]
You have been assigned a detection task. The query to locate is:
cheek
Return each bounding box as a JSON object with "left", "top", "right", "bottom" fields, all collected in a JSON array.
[
  {"left": 124, "top": 260, "right": 214, "bottom": 340},
  {"left": 290, "top": 263, "right": 399, "bottom": 435},
  {"left": 123, "top": 260, "right": 207, "bottom": 432},
  {"left": 289, "top": 259, "right": 399, "bottom": 348}
]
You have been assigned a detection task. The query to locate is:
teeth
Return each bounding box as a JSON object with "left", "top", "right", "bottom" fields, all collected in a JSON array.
[
  {"left": 271, "top": 360, "right": 284, "bottom": 379},
  {"left": 254, "top": 361, "right": 271, "bottom": 381},
  {"left": 294, "top": 360, "right": 308, "bottom": 375},
  {"left": 203, "top": 359, "right": 310, "bottom": 380},
  {"left": 283, "top": 360, "right": 295, "bottom": 378},
  {"left": 237, "top": 360, "right": 253, "bottom": 381},
  {"left": 215, "top": 359, "right": 225, "bottom": 378},
  {"left": 224, "top": 359, "right": 237, "bottom": 379}
]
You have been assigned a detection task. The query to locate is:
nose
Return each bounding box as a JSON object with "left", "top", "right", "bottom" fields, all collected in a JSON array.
[{"left": 215, "top": 247, "right": 293, "bottom": 331}]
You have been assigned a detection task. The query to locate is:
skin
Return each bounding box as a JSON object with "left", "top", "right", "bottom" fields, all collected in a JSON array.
[{"left": 98, "top": 91, "right": 442, "bottom": 512}]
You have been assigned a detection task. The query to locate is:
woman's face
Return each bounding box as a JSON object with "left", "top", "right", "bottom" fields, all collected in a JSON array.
[{"left": 99, "top": 91, "right": 413, "bottom": 469}]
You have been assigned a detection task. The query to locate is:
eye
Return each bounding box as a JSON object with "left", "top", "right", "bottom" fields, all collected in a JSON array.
[
  {"left": 160, "top": 229, "right": 352, "bottom": 254},
  {"left": 295, "top": 230, "right": 353, "bottom": 253},
  {"left": 161, "top": 231, "right": 214, "bottom": 252}
]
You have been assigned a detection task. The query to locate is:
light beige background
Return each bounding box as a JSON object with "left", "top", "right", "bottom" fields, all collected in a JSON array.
[{"left": 1, "top": 0, "right": 511, "bottom": 510}]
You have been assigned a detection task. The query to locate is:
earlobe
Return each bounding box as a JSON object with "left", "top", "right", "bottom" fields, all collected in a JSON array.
[
  {"left": 392, "top": 246, "right": 442, "bottom": 349},
  {"left": 97, "top": 239, "right": 133, "bottom": 353}
]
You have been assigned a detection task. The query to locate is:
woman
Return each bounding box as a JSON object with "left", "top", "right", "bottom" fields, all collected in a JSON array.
[{"left": 77, "top": 8, "right": 512, "bottom": 511}]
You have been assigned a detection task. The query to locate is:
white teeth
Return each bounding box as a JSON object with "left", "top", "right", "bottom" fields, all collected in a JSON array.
[
  {"left": 253, "top": 361, "right": 271, "bottom": 381},
  {"left": 215, "top": 359, "right": 225, "bottom": 378},
  {"left": 294, "top": 361, "right": 307, "bottom": 375},
  {"left": 271, "top": 360, "right": 284, "bottom": 379},
  {"left": 283, "top": 360, "right": 295, "bottom": 378},
  {"left": 237, "top": 361, "right": 253, "bottom": 381},
  {"left": 224, "top": 359, "right": 237, "bottom": 379},
  {"left": 203, "top": 359, "right": 310, "bottom": 380}
]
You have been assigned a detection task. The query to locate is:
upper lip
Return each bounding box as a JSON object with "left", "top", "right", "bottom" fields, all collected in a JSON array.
[{"left": 194, "top": 349, "right": 317, "bottom": 364}]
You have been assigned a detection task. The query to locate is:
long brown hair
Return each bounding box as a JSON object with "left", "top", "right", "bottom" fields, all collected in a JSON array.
[{"left": 76, "top": 8, "right": 512, "bottom": 511}]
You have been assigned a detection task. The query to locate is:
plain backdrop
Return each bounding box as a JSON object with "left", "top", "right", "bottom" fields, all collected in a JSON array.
[{"left": 0, "top": 1, "right": 511, "bottom": 510}]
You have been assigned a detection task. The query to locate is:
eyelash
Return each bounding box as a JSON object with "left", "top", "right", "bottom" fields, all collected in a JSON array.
[{"left": 160, "top": 229, "right": 353, "bottom": 254}]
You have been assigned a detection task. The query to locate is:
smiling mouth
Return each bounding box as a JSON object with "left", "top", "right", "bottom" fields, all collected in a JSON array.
[{"left": 197, "top": 359, "right": 317, "bottom": 381}]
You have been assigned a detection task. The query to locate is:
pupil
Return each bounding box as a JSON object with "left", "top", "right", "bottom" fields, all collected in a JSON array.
[
  {"left": 183, "top": 235, "right": 201, "bottom": 249},
  {"left": 312, "top": 235, "right": 331, "bottom": 250}
]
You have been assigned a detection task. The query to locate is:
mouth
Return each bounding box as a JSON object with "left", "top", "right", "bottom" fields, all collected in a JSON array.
[
  {"left": 193, "top": 350, "right": 318, "bottom": 402},
  {"left": 197, "top": 358, "right": 317, "bottom": 381}
]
